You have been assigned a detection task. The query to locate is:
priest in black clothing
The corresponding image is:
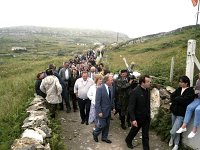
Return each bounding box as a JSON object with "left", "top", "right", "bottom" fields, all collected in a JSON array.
[{"left": 125, "top": 75, "right": 151, "bottom": 150}]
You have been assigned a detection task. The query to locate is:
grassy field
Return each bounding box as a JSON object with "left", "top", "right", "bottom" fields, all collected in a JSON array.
[
  {"left": 0, "top": 55, "right": 70, "bottom": 149},
  {"left": 0, "top": 25, "right": 200, "bottom": 149},
  {"left": 106, "top": 25, "right": 200, "bottom": 86}
]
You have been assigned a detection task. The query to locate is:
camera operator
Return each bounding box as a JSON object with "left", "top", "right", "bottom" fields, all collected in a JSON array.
[
  {"left": 115, "top": 69, "right": 134, "bottom": 129},
  {"left": 128, "top": 72, "right": 138, "bottom": 90}
]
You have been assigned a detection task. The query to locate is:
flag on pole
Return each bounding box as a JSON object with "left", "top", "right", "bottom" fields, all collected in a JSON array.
[{"left": 192, "top": 0, "right": 199, "bottom": 7}]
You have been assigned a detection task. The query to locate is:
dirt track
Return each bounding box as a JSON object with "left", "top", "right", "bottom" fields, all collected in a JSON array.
[{"left": 58, "top": 110, "right": 171, "bottom": 150}]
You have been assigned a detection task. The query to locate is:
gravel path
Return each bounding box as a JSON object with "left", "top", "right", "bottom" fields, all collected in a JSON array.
[{"left": 58, "top": 110, "right": 171, "bottom": 150}]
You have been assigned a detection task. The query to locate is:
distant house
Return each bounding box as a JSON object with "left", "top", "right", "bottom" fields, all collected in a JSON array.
[
  {"left": 93, "top": 42, "right": 102, "bottom": 45},
  {"left": 76, "top": 43, "right": 86, "bottom": 46},
  {"left": 11, "top": 47, "right": 27, "bottom": 52}
]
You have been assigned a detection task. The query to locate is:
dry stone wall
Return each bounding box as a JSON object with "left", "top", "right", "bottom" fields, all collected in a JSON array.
[{"left": 11, "top": 95, "right": 51, "bottom": 150}]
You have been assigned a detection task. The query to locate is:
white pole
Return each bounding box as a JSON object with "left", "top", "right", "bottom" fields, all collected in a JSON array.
[
  {"left": 170, "top": 57, "right": 175, "bottom": 83},
  {"left": 186, "top": 40, "right": 196, "bottom": 86}
]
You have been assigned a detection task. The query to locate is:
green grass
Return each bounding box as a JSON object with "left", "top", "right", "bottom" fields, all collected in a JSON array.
[
  {"left": 48, "top": 119, "right": 64, "bottom": 150},
  {"left": 0, "top": 55, "right": 69, "bottom": 149},
  {"left": 107, "top": 25, "right": 200, "bottom": 86}
]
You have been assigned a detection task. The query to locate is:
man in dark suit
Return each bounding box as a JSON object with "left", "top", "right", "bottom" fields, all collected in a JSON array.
[
  {"left": 59, "top": 61, "right": 72, "bottom": 113},
  {"left": 125, "top": 75, "right": 151, "bottom": 150},
  {"left": 88, "top": 66, "right": 97, "bottom": 80},
  {"left": 93, "top": 75, "right": 115, "bottom": 143}
]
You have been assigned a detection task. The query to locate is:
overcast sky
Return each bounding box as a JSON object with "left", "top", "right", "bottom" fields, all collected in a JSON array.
[{"left": 0, "top": 0, "right": 198, "bottom": 38}]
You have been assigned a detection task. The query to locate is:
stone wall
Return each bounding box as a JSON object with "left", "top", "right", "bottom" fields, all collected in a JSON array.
[
  {"left": 153, "top": 86, "right": 200, "bottom": 149},
  {"left": 182, "top": 117, "right": 200, "bottom": 150},
  {"left": 11, "top": 95, "right": 51, "bottom": 150}
]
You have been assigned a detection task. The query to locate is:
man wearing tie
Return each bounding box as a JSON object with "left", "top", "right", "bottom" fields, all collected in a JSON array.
[
  {"left": 93, "top": 75, "right": 115, "bottom": 143},
  {"left": 88, "top": 66, "right": 97, "bottom": 80},
  {"left": 59, "top": 61, "right": 72, "bottom": 113}
]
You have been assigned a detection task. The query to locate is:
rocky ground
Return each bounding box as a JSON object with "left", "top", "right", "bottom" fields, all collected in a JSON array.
[{"left": 57, "top": 110, "right": 171, "bottom": 150}]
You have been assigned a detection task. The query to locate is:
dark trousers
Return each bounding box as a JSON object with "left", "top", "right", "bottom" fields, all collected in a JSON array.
[
  {"left": 93, "top": 116, "right": 111, "bottom": 140},
  {"left": 60, "top": 86, "right": 71, "bottom": 110},
  {"left": 46, "top": 102, "right": 57, "bottom": 118},
  {"left": 119, "top": 110, "right": 131, "bottom": 125},
  {"left": 77, "top": 98, "right": 91, "bottom": 122},
  {"left": 126, "top": 117, "right": 150, "bottom": 150},
  {"left": 70, "top": 92, "right": 78, "bottom": 111}
]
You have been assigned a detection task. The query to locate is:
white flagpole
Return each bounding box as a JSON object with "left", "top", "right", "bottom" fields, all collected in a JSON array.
[{"left": 196, "top": 0, "right": 200, "bottom": 24}]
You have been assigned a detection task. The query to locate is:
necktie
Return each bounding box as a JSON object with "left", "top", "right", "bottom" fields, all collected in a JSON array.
[
  {"left": 108, "top": 87, "right": 111, "bottom": 100},
  {"left": 65, "top": 69, "right": 69, "bottom": 80},
  {"left": 91, "top": 73, "right": 94, "bottom": 79}
]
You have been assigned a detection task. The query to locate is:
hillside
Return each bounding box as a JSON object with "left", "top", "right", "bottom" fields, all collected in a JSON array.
[
  {"left": 105, "top": 25, "right": 200, "bottom": 86},
  {"left": 0, "top": 26, "right": 129, "bottom": 55}
]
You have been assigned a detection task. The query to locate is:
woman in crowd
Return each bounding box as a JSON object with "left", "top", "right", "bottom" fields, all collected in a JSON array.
[
  {"left": 176, "top": 73, "right": 200, "bottom": 138},
  {"left": 169, "top": 76, "right": 195, "bottom": 150},
  {"left": 35, "top": 72, "right": 46, "bottom": 98},
  {"left": 40, "top": 69, "right": 63, "bottom": 118},
  {"left": 87, "top": 74, "right": 103, "bottom": 129}
]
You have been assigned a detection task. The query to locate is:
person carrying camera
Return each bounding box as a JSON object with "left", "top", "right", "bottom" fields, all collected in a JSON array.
[{"left": 115, "top": 69, "right": 133, "bottom": 129}]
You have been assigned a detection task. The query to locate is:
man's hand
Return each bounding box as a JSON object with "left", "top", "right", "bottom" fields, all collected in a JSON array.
[
  {"left": 129, "top": 79, "right": 133, "bottom": 84},
  {"left": 132, "top": 120, "right": 138, "bottom": 127},
  {"left": 98, "top": 113, "right": 103, "bottom": 118}
]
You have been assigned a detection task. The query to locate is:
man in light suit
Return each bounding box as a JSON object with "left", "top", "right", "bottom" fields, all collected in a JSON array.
[{"left": 92, "top": 75, "right": 115, "bottom": 143}]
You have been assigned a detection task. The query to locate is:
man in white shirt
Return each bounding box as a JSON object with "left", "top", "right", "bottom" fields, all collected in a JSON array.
[
  {"left": 74, "top": 71, "right": 94, "bottom": 125},
  {"left": 88, "top": 66, "right": 97, "bottom": 80}
]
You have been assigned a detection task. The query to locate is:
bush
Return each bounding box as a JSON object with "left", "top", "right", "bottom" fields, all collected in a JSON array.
[{"left": 151, "top": 107, "right": 171, "bottom": 141}]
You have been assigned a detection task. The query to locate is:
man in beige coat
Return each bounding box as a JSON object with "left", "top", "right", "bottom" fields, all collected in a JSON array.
[{"left": 40, "top": 69, "right": 62, "bottom": 118}]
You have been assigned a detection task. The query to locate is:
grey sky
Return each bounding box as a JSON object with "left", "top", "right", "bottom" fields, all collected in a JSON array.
[{"left": 0, "top": 0, "right": 198, "bottom": 38}]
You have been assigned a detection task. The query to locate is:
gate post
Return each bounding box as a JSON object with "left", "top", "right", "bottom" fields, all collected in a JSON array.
[{"left": 186, "top": 40, "right": 196, "bottom": 86}]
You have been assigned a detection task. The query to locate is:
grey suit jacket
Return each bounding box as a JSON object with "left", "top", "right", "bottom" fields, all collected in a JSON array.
[
  {"left": 59, "top": 67, "right": 72, "bottom": 81},
  {"left": 95, "top": 84, "right": 115, "bottom": 118}
]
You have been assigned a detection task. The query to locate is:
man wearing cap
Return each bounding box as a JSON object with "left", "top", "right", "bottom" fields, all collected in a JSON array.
[{"left": 115, "top": 69, "right": 133, "bottom": 129}]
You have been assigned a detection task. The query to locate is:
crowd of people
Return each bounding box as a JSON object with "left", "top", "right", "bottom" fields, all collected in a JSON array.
[{"left": 34, "top": 49, "right": 200, "bottom": 150}]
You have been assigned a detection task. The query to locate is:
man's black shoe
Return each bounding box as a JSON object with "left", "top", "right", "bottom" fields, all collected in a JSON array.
[
  {"left": 121, "top": 124, "right": 127, "bottom": 130},
  {"left": 125, "top": 139, "right": 133, "bottom": 149},
  {"left": 93, "top": 133, "right": 98, "bottom": 142},
  {"left": 102, "top": 139, "right": 112, "bottom": 143},
  {"left": 59, "top": 107, "right": 64, "bottom": 110},
  {"left": 81, "top": 120, "right": 85, "bottom": 124},
  {"left": 85, "top": 121, "right": 89, "bottom": 125},
  {"left": 126, "top": 143, "right": 134, "bottom": 149},
  {"left": 66, "top": 109, "right": 71, "bottom": 113}
]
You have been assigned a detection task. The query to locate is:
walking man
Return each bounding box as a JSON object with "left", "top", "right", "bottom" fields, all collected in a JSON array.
[
  {"left": 74, "top": 71, "right": 94, "bottom": 125},
  {"left": 59, "top": 61, "right": 71, "bottom": 112},
  {"left": 116, "top": 69, "right": 133, "bottom": 129},
  {"left": 92, "top": 75, "right": 115, "bottom": 143},
  {"left": 125, "top": 75, "right": 151, "bottom": 150}
]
